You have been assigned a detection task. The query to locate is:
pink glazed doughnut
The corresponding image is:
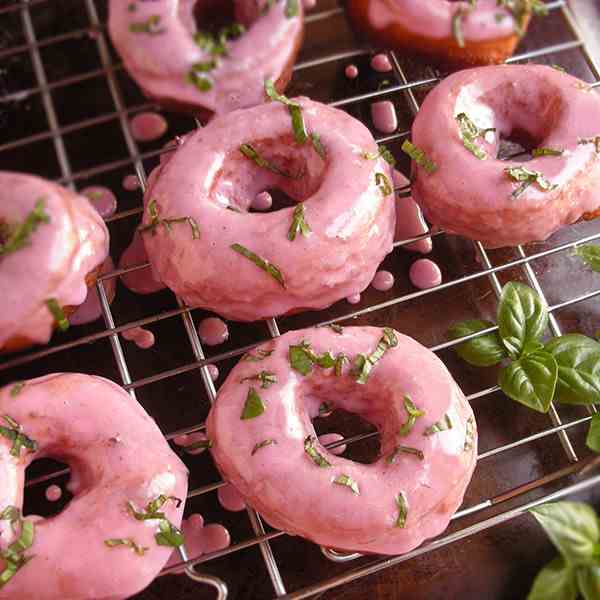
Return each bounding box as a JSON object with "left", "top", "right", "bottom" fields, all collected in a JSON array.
[
  {"left": 0, "top": 172, "right": 109, "bottom": 353},
  {"left": 108, "top": 0, "right": 304, "bottom": 117},
  {"left": 0, "top": 373, "right": 188, "bottom": 599},
  {"left": 409, "top": 65, "right": 600, "bottom": 248},
  {"left": 207, "top": 326, "right": 477, "bottom": 554},
  {"left": 141, "top": 98, "right": 396, "bottom": 321}
]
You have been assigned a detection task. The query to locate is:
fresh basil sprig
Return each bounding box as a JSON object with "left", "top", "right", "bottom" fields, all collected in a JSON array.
[
  {"left": 573, "top": 244, "right": 600, "bottom": 272},
  {"left": 447, "top": 319, "right": 507, "bottom": 367}
]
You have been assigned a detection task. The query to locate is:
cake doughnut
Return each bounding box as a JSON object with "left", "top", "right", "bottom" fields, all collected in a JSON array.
[
  {"left": 0, "top": 373, "right": 188, "bottom": 599},
  {"left": 207, "top": 326, "right": 477, "bottom": 554},
  {"left": 108, "top": 0, "right": 304, "bottom": 117},
  {"left": 406, "top": 65, "right": 600, "bottom": 248},
  {"left": 346, "top": 0, "right": 545, "bottom": 66},
  {"left": 0, "top": 172, "right": 109, "bottom": 353},
  {"left": 140, "top": 96, "right": 396, "bottom": 321}
]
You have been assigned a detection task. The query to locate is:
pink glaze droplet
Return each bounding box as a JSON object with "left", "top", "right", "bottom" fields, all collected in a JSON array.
[
  {"left": 302, "top": 0, "right": 317, "bottom": 9},
  {"left": 198, "top": 317, "right": 229, "bottom": 346},
  {"left": 409, "top": 259, "right": 442, "bottom": 289},
  {"left": 207, "top": 364, "right": 219, "bottom": 381},
  {"left": 217, "top": 483, "right": 246, "bottom": 512},
  {"left": 173, "top": 432, "right": 211, "bottom": 455},
  {"left": 122, "top": 174, "right": 140, "bottom": 191},
  {"left": 371, "top": 270, "right": 395, "bottom": 292},
  {"left": 45, "top": 485, "right": 62, "bottom": 502},
  {"left": 81, "top": 186, "right": 117, "bottom": 219},
  {"left": 346, "top": 293, "right": 361, "bottom": 305},
  {"left": 122, "top": 326, "right": 155, "bottom": 349},
  {"left": 119, "top": 231, "right": 166, "bottom": 294},
  {"left": 318, "top": 433, "right": 346, "bottom": 455},
  {"left": 129, "top": 111, "right": 168, "bottom": 143},
  {"left": 345, "top": 64, "right": 359, "bottom": 79},
  {"left": 370, "top": 53, "right": 393, "bottom": 72},
  {"left": 371, "top": 101, "right": 397, "bottom": 134},
  {"left": 393, "top": 170, "right": 432, "bottom": 254},
  {"left": 252, "top": 191, "right": 273, "bottom": 211},
  {"left": 70, "top": 257, "right": 116, "bottom": 326}
]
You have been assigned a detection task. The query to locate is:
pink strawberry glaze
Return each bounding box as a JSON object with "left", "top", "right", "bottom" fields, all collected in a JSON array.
[
  {"left": 207, "top": 326, "right": 477, "bottom": 555},
  {"left": 108, "top": 0, "right": 303, "bottom": 115},
  {"left": 0, "top": 373, "right": 188, "bottom": 599},
  {"left": 129, "top": 112, "right": 168, "bottom": 143},
  {"left": 409, "top": 259, "right": 442, "bottom": 289},
  {"left": 346, "top": 294, "right": 361, "bottom": 305},
  {"left": 370, "top": 53, "right": 392, "bottom": 73},
  {"left": 69, "top": 257, "right": 116, "bottom": 326},
  {"left": 318, "top": 433, "right": 346, "bottom": 456},
  {"left": 218, "top": 483, "right": 247, "bottom": 512},
  {"left": 345, "top": 64, "right": 359, "bottom": 79},
  {"left": 411, "top": 65, "right": 600, "bottom": 247},
  {"left": 197, "top": 317, "right": 229, "bottom": 346},
  {"left": 393, "top": 170, "right": 432, "bottom": 254},
  {"left": 122, "top": 174, "right": 141, "bottom": 191},
  {"left": 119, "top": 231, "right": 166, "bottom": 295},
  {"left": 142, "top": 98, "right": 396, "bottom": 321},
  {"left": 81, "top": 186, "right": 118, "bottom": 219},
  {"left": 371, "top": 100, "right": 397, "bottom": 134},
  {"left": 45, "top": 485, "right": 62, "bottom": 502},
  {"left": 371, "top": 270, "right": 394, "bottom": 292},
  {"left": 252, "top": 191, "right": 273, "bottom": 211},
  {"left": 122, "top": 326, "right": 156, "bottom": 349},
  {"left": 0, "top": 172, "right": 109, "bottom": 350}
]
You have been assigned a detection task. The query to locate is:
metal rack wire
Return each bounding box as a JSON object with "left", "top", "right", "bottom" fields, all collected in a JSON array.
[{"left": 2, "top": 1, "right": 600, "bottom": 598}]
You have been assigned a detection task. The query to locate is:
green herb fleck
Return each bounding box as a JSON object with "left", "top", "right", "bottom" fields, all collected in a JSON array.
[
  {"left": 126, "top": 496, "right": 183, "bottom": 548},
  {"left": 452, "top": 8, "right": 467, "bottom": 48},
  {"left": 401, "top": 140, "right": 437, "bottom": 174},
  {"left": 186, "top": 69, "right": 213, "bottom": 92},
  {"left": 578, "top": 136, "right": 600, "bottom": 153},
  {"left": 288, "top": 204, "right": 311, "bottom": 241},
  {"left": 353, "top": 327, "right": 398, "bottom": 384},
  {"left": 387, "top": 445, "right": 424, "bottom": 463},
  {"left": 573, "top": 244, "right": 600, "bottom": 272},
  {"left": 9, "top": 383, "right": 25, "bottom": 398},
  {"left": 241, "top": 371, "right": 278, "bottom": 389},
  {"left": 319, "top": 402, "right": 332, "bottom": 416},
  {"left": 129, "top": 15, "right": 165, "bottom": 34},
  {"left": 0, "top": 517, "right": 35, "bottom": 589},
  {"left": 285, "top": 0, "right": 299, "bottom": 17},
  {"left": 424, "top": 414, "right": 453, "bottom": 436},
  {"left": 532, "top": 147, "right": 564, "bottom": 157},
  {"left": 361, "top": 144, "right": 397, "bottom": 167},
  {"left": 395, "top": 492, "right": 408, "bottom": 528},
  {"left": 464, "top": 416, "right": 476, "bottom": 451},
  {"left": 243, "top": 349, "right": 274, "bottom": 362},
  {"left": 45, "top": 298, "right": 69, "bottom": 332},
  {"left": 139, "top": 199, "right": 200, "bottom": 239},
  {"left": 398, "top": 396, "right": 425, "bottom": 436},
  {"left": 127, "top": 3, "right": 137, "bottom": 12},
  {"left": 104, "top": 538, "right": 148, "bottom": 556},
  {"left": 289, "top": 340, "right": 337, "bottom": 376},
  {"left": 504, "top": 166, "right": 557, "bottom": 198},
  {"left": 0, "top": 416, "right": 38, "bottom": 458},
  {"left": 311, "top": 132, "right": 327, "bottom": 160},
  {"left": 230, "top": 243, "right": 286, "bottom": 288},
  {"left": 456, "top": 112, "right": 495, "bottom": 160},
  {"left": 333, "top": 474, "right": 360, "bottom": 495},
  {"left": 334, "top": 353, "right": 348, "bottom": 376},
  {"left": 0, "top": 199, "right": 50, "bottom": 258},
  {"left": 265, "top": 80, "right": 307, "bottom": 144},
  {"left": 155, "top": 519, "right": 184, "bottom": 548},
  {"left": 241, "top": 388, "right": 266, "bottom": 420},
  {"left": 239, "top": 143, "right": 296, "bottom": 178},
  {"left": 185, "top": 439, "right": 212, "bottom": 453},
  {"left": 304, "top": 435, "right": 332, "bottom": 467},
  {"left": 252, "top": 439, "right": 277, "bottom": 455},
  {"left": 375, "top": 172, "right": 393, "bottom": 196},
  {"left": 328, "top": 324, "right": 344, "bottom": 334}
]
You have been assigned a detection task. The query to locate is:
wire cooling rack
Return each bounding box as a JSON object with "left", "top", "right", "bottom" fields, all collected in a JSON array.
[{"left": 2, "top": 1, "right": 600, "bottom": 598}]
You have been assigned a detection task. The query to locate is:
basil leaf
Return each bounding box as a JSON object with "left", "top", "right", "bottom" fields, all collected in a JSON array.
[
  {"left": 545, "top": 334, "right": 600, "bottom": 405},
  {"left": 240, "top": 388, "right": 266, "bottom": 420},
  {"left": 574, "top": 244, "right": 600, "bottom": 272},
  {"left": 46, "top": 298, "right": 69, "bottom": 332},
  {"left": 526, "top": 556, "right": 577, "bottom": 600},
  {"left": 230, "top": 243, "right": 285, "bottom": 288},
  {"left": 104, "top": 538, "right": 148, "bottom": 556},
  {"left": 401, "top": 140, "right": 437, "bottom": 174},
  {"left": 577, "top": 564, "right": 600, "bottom": 600},
  {"left": 155, "top": 519, "right": 184, "bottom": 547},
  {"left": 499, "top": 350, "right": 558, "bottom": 413},
  {"left": 497, "top": 282, "right": 549, "bottom": 359},
  {"left": 289, "top": 341, "right": 314, "bottom": 375},
  {"left": 251, "top": 439, "right": 277, "bottom": 455},
  {"left": 529, "top": 502, "right": 600, "bottom": 565},
  {"left": 304, "top": 435, "right": 331, "bottom": 468},
  {"left": 395, "top": 492, "right": 408, "bottom": 528},
  {"left": 240, "top": 371, "right": 277, "bottom": 389},
  {"left": 586, "top": 414, "right": 600, "bottom": 453},
  {"left": 448, "top": 319, "right": 507, "bottom": 367},
  {"left": 333, "top": 474, "right": 360, "bottom": 495}
]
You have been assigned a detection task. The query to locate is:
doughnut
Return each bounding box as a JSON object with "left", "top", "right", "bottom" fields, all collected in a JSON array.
[
  {"left": 346, "top": 0, "right": 545, "bottom": 66},
  {"left": 140, "top": 95, "right": 396, "bottom": 321},
  {"left": 406, "top": 64, "right": 600, "bottom": 248},
  {"left": 0, "top": 373, "right": 188, "bottom": 599},
  {"left": 108, "top": 0, "right": 304, "bottom": 117},
  {"left": 0, "top": 172, "right": 109, "bottom": 353},
  {"left": 207, "top": 326, "right": 477, "bottom": 554}
]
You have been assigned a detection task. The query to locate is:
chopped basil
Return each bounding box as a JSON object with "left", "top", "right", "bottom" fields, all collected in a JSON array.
[
  {"left": 464, "top": 416, "right": 476, "bottom": 451},
  {"left": 241, "top": 370, "right": 277, "bottom": 389},
  {"left": 578, "top": 136, "right": 600, "bottom": 153},
  {"left": 139, "top": 199, "right": 200, "bottom": 239},
  {"left": 9, "top": 383, "right": 25, "bottom": 398},
  {"left": 104, "top": 538, "right": 148, "bottom": 556},
  {"left": 251, "top": 439, "right": 277, "bottom": 455},
  {"left": 244, "top": 349, "right": 274, "bottom": 362},
  {"left": 264, "top": 80, "right": 307, "bottom": 144},
  {"left": 304, "top": 435, "right": 332, "bottom": 467},
  {"left": 398, "top": 396, "right": 425, "bottom": 436},
  {"left": 127, "top": 3, "right": 136, "bottom": 11},
  {"left": 311, "top": 132, "right": 327, "bottom": 159},
  {"left": 0, "top": 416, "right": 38, "bottom": 458},
  {"left": 241, "top": 388, "right": 266, "bottom": 419},
  {"left": 289, "top": 340, "right": 337, "bottom": 375},
  {"left": 319, "top": 402, "right": 332, "bottom": 416},
  {"left": 186, "top": 68, "right": 213, "bottom": 92},
  {"left": 395, "top": 493, "right": 408, "bottom": 528},
  {"left": 424, "top": 414, "right": 453, "bottom": 436},
  {"left": 375, "top": 172, "right": 393, "bottom": 196},
  {"left": 185, "top": 439, "right": 212, "bottom": 453},
  {"left": 334, "top": 353, "right": 348, "bottom": 376},
  {"left": 230, "top": 243, "right": 286, "bottom": 288},
  {"left": 285, "top": 0, "right": 299, "bottom": 17},
  {"left": 239, "top": 143, "right": 296, "bottom": 178},
  {"left": 129, "top": 15, "right": 165, "bottom": 34},
  {"left": 504, "top": 166, "right": 557, "bottom": 198},
  {"left": 45, "top": 298, "right": 69, "bottom": 332},
  {"left": 497, "top": 0, "right": 548, "bottom": 36},
  {"left": 155, "top": 519, "right": 184, "bottom": 548},
  {"left": 353, "top": 327, "right": 398, "bottom": 384},
  {"left": 193, "top": 23, "right": 245, "bottom": 56},
  {"left": 0, "top": 506, "right": 20, "bottom": 525},
  {"left": 126, "top": 496, "right": 183, "bottom": 548},
  {"left": 328, "top": 324, "right": 344, "bottom": 334},
  {"left": 333, "top": 474, "right": 360, "bottom": 495},
  {"left": 456, "top": 112, "right": 495, "bottom": 160},
  {"left": 387, "top": 445, "right": 424, "bottom": 463},
  {"left": 532, "top": 147, "right": 564, "bottom": 157},
  {"left": 551, "top": 64, "right": 565, "bottom": 72},
  {"left": 361, "top": 144, "right": 397, "bottom": 167},
  {"left": 288, "top": 204, "right": 311, "bottom": 241},
  {"left": 0, "top": 199, "right": 50, "bottom": 258},
  {"left": 452, "top": 8, "right": 467, "bottom": 48},
  {"left": 0, "top": 515, "right": 35, "bottom": 589},
  {"left": 401, "top": 140, "right": 437, "bottom": 174}
]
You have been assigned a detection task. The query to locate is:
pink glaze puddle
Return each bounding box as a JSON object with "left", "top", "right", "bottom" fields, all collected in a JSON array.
[
  {"left": 371, "top": 270, "right": 394, "bottom": 292},
  {"left": 393, "top": 170, "right": 432, "bottom": 254},
  {"left": 252, "top": 191, "right": 273, "bottom": 211},
  {"left": 81, "top": 186, "right": 117, "bottom": 219},
  {"left": 207, "top": 364, "right": 219, "bottom": 381},
  {"left": 122, "top": 326, "right": 155, "bottom": 349},
  {"left": 165, "top": 515, "right": 231, "bottom": 574},
  {"left": 302, "top": 0, "right": 317, "bottom": 9},
  {"left": 409, "top": 259, "right": 442, "bottom": 289},
  {"left": 129, "top": 111, "right": 168, "bottom": 143},
  {"left": 318, "top": 433, "right": 346, "bottom": 455},
  {"left": 122, "top": 174, "right": 141, "bottom": 191},
  {"left": 198, "top": 317, "right": 229, "bottom": 346},
  {"left": 346, "top": 293, "right": 361, "bottom": 305},
  {"left": 217, "top": 483, "right": 246, "bottom": 512},
  {"left": 70, "top": 257, "right": 116, "bottom": 326},
  {"left": 45, "top": 485, "right": 62, "bottom": 502},
  {"left": 371, "top": 53, "right": 392, "bottom": 72},
  {"left": 119, "top": 231, "right": 166, "bottom": 294},
  {"left": 345, "top": 64, "right": 359, "bottom": 79},
  {"left": 371, "top": 101, "right": 397, "bottom": 134},
  {"left": 173, "top": 431, "right": 211, "bottom": 455}
]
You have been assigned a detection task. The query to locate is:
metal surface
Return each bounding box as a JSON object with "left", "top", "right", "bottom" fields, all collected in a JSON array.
[{"left": 1, "top": 1, "right": 600, "bottom": 599}]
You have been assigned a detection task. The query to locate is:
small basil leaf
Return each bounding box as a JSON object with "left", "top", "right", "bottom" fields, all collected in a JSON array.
[
  {"left": 447, "top": 319, "right": 507, "bottom": 367},
  {"left": 498, "top": 282, "right": 549, "bottom": 359},
  {"left": 586, "top": 413, "right": 600, "bottom": 453},
  {"left": 526, "top": 556, "right": 577, "bottom": 600},
  {"left": 573, "top": 244, "right": 600, "bottom": 272},
  {"left": 529, "top": 502, "right": 600, "bottom": 565},
  {"left": 498, "top": 350, "right": 558, "bottom": 413},
  {"left": 545, "top": 334, "right": 600, "bottom": 405},
  {"left": 577, "top": 564, "right": 600, "bottom": 600}
]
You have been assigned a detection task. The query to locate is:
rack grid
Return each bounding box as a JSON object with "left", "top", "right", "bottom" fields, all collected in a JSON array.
[{"left": 2, "top": 1, "right": 600, "bottom": 598}]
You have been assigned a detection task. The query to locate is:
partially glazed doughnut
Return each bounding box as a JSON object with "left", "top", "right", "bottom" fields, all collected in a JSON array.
[
  {"left": 0, "top": 172, "right": 109, "bottom": 353},
  {"left": 346, "top": 0, "right": 538, "bottom": 66},
  {"left": 141, "top": 98, "right": 396, "bottom": 321},
  {"left": 207, "top": 326, "right": 477, "bottom": 554},
  {"left": 408, "top": 65, "right": 600, "bottom": 248},
  {"left": 0, "top": 373, "right": 188, "bottom": 599},
  {"left": 108, "top": 0, "right": 304, "bottom": 116}
]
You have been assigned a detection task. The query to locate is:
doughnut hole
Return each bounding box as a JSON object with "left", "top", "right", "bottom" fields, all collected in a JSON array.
[
  {"left": 193, "top": 0, "right": 265, "bottom": 37},
  {"left": 23, "top": 458, "right": 73, "bottom": 519}
]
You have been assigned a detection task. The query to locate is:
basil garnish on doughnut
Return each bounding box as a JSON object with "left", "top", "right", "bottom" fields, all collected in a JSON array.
[
  {"left": 138, "top": 199, "right": 200, "bottom": 240},
  {"left": 45, "top": 298, "right": 69, "bottom": 332},
  {"left": 208, "top": 326, "right": 477, "bottom": 554},
  {"left": 398, "top": 396, "right": 425, "bottom": 436},
  {"left": 104, "top": 538, "right": 148, "bottom": 556},
  {"left": 265, "top": 79, "right": 308, "bottom": 144},
  {"left": 241, "top": 388, "right": 266, "bottom": 419},
  {"left": 241, "top": 371, "right": 278, "bottom": 389},
  {"left": 0, "top": 416, "right": 37, "bottom": 457},
  {"left": 353, "top": 327, "right": 398, "bottom": 383},
  {"left": 0, "top": 512, "right": 35, "bottom": 589},
  {"left": 230, "top": 243, "right": 286, "bottom": 288},
  {"left": 288, "top": 204, "right": 311, "bottom": 240},
  {"left": 401, "top": 140, "right": 437, "bottom": 174},
  {"left": 0, "top": 198, "right": 49, "bottom": 257}
]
